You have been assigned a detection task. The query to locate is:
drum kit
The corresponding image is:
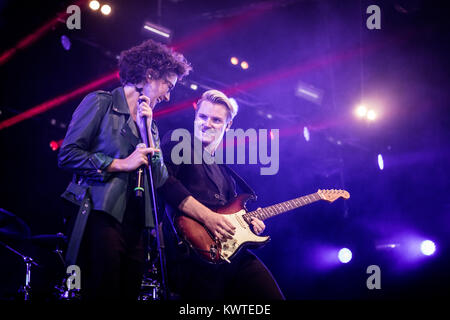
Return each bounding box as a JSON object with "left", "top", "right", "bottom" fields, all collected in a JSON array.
[
  {"left": 0, "top": 208, "right": 70, "bottom": 300},
  {"left": 0, "top": 207, "right": 164, "bottom": 301}
]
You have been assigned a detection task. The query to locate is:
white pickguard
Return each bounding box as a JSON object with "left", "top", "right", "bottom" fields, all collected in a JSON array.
[{"left": 218, "top": 210, "right": 270, "bottom": 263}]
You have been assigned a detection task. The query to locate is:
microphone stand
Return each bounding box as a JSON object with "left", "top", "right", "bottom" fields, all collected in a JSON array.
[{"left": 136, "top": 91, "right": 169, "bottom": 300}]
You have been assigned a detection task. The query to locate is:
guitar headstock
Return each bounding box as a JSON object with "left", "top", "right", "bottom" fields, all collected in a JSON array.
[{"left": 317, "top": 189, "right": 350, "bottom": 202}]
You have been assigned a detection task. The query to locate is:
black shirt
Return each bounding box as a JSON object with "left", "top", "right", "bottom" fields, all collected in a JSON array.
[{"left": 203, "top": 151, "right": 234, "bottom": 205}]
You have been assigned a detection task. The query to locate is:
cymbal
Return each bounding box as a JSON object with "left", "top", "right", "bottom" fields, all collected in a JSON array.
[
  {"left": 0, "top": 208, "right": 31, "bottom": 241},
  {"left": 29, "top": 233, "right": 67, "bottom": 247}
]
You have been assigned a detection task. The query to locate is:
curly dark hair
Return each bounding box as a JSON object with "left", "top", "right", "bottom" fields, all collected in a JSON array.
[{"left": 118, "top": 39, "right": 192, "bottom": 85}]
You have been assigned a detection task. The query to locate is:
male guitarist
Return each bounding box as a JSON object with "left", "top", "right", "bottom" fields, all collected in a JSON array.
[{"left": 159, "top": 90, "right": 284, "bottom": 300}]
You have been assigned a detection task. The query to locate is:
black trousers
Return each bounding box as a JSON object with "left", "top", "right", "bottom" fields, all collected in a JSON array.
[
  {"left": 167, "top": 247, "right": 285, "bottom": 300},
  {"left": 75, "top": 203, "right": 146, "bottom": 300}
]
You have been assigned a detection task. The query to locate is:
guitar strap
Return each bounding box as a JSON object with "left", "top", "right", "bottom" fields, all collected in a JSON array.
[{"left": 223, "top": 165, "right": 257, "bottom": 202}]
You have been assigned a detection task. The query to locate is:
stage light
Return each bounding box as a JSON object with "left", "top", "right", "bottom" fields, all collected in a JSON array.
[
  {"left": 367, "top": 109, "right": 377, "bottom": 121},
  {"left": 61, "top": 35, "right": 71, "bottom": 51},
  {"left": 338, "top": 248, "right": 352, "bottom": 263},
  {"left": 50, "top": 141, "right": 58, "bottom": 151},
  {"left": 143, "top": 21, "right": 172, "bottom": 39},
  {"left": 266, "top": 113, "right": 272, "bottom": 119},
  {"left": 190, "top": 83, "right": 198, "bottom": 91},
  {"left": 296, "top": 82, "right": 324, "bottom": 105},
  {"left": 355, "top": 105, "right": 367, "bottom": 118},
  {"left": 89, "top": 0, "right": 100, "bottom": 10},
  {"left": 100, "top": 4, "right": 111, "bottom": 15},
  {"left": 50, "top": 140, "right": 63, "bottom": 151},
  {"left": 420, "top": 240, "right": 436, "bottom": 256},
  {"left": 0, "top": 1, "right": 82, "bottom": 66},
  {"left": 303, "top": 126, "right": 310, "bottom": 142},
  {"left": 240, "top": 61, "right": 249, "bottom": 70},
  {"left": 230, "top": 57, "right": 239, "bottom": 65},
  {"left": 355, "top": 103, "right": 379, "bottom": 121},
  {"left": 378, "top": 154, "right": 384, "bottom": 170},
  {"left": 376, "top": 243, "right": 398, "bottom": 250}
]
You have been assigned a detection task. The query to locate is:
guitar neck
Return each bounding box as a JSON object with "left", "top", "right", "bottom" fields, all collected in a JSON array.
[{"left": 244, "top": 192, "right": 322, "bottom": 222}]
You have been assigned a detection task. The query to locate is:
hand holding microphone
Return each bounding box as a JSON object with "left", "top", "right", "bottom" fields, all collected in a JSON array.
[
  {"left": 135, "top": 92, "right": 156, "bottom": 197},
  {"left": 106, "top": 145, "right": 160, "bottom": 173},
  {"left": 127, "top": 143, "right": 159, "bottom": 170},
  {"left": 136, "top": 95, "right": 154, "bottom": 146}
]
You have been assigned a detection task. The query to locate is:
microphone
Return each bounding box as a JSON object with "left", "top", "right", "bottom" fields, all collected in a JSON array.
[
  {"left": 135, "top": 143, "right": 147, "bottom": 197},
  {"left": 134, "top": 87, "right": 153, "bottom": 198},
  {"left": 135, "top": 86, "right": 151, "bottom": 147}
]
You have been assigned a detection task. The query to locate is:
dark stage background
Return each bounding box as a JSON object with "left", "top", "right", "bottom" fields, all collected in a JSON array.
[{"left": 0, "top": 0, "right": 449, "bottom": 300}]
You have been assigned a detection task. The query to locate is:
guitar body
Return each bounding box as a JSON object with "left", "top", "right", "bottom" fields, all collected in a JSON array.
[
  {"left": 174, "top": 189, "right": 349, "bottom": 264},
  {"left": 175, "top": 194, "right": 270, "bottom": 264}
]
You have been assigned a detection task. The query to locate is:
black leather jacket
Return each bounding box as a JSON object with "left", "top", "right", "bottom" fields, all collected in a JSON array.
[{"left": 58, "top": 86, "right": 168, "bottom": 227}]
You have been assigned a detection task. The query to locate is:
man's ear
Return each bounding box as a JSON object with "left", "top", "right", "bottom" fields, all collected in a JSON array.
[{"left": 225, "top": 120, "right": 233, "bottom": 131}]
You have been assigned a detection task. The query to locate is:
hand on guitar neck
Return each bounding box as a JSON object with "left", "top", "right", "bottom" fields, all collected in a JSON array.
[{"left": 250, "top": 215, "right": 265, "bottom": 235}]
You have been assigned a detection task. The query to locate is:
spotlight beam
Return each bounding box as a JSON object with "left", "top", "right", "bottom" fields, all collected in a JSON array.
[
  {"left": 145, "top": 37, "right": 378, "bottom": 121},
  {"left": 172, "top": 1, "right": 274, "bottom": 52},
  {"left": 0, "top": 0, "right": 87, "bottom": 66},
  {"left": 0, "top": 71, "right": 119, "bottom": 131},
  {"left": 225, "top": 29, "right": 414, "bottom": 99},
  {"left": 0, "top": 14, "right": 417, "bottom": 130}
]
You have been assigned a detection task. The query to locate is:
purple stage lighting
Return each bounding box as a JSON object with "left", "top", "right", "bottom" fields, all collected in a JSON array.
[
  {"left": 420, "top": 240, "right": 436, "bottom": 256},
  {"left": 338, "top": 248, "right": 352, "bottom": 263},
  {"left": 61, "top": 35, "right": 71, "bottom": 51}
]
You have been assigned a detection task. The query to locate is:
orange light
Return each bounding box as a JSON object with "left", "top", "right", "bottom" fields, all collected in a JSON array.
[
  {"left": 101, "top": 4, "right": 111, "bottom": 15},
  {"left": 89, "top": 1, "right": 100, "bottom": 10},
  {"left": 230, "top": 57, "right": 239, "bottom": 65},
  {"left": 240, "top": 61, "right": 249, "bottom": 69}
]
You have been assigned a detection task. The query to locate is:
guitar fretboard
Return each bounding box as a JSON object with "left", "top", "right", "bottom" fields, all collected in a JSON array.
[{"left": 243, "top": 192, "right": 322, "bottom": 222}]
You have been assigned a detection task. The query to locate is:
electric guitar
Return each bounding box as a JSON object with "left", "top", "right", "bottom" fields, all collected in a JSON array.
[{"left": 175, "top": 189, "right": 350, "bottom": 264}]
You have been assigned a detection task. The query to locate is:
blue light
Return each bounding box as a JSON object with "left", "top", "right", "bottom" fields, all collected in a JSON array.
[
  {"left": 61, "top": 35, "right": 71, "bottom": 51},
  {"left": 378, "top": 154, "right": 384, "bottom": 170},
  {"left": 338, "top": 248, "right": 352, "bottom": 263}
]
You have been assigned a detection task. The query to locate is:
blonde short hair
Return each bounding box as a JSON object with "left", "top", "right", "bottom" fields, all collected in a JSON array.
[{"left": 196, "top": 89, "right": 238, "bottom": 120}]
